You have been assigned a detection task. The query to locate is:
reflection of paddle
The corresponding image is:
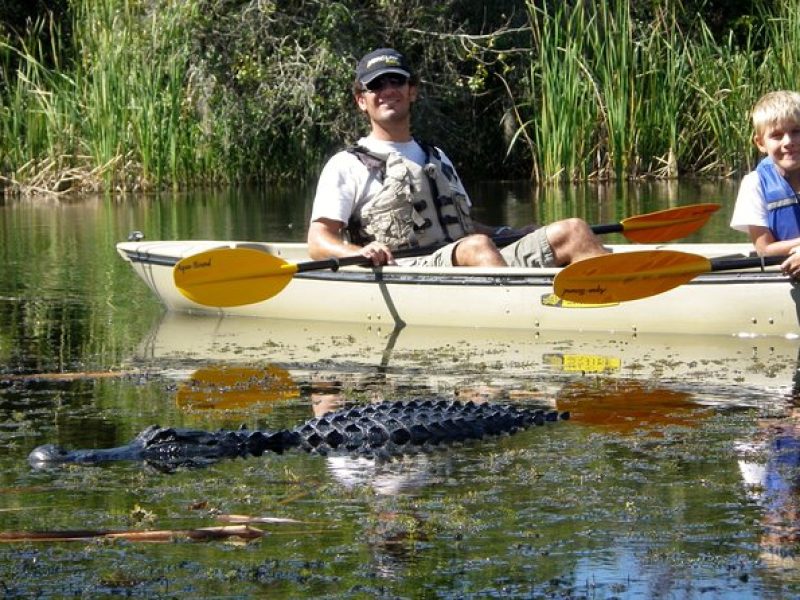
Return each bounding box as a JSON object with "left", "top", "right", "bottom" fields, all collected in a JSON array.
[
  {"left": 543, "top": 353, "right": 621, "bottom": 373},
  {"left": 174, "top": 203, "right": 720, "bottom": 308},
  {"left": 176, "top": 365, "right": 298, "bottom": 412},
  {"left": 554, "top": 250, "right": 785, "bottom": 304},
  {"left": 556, "top": 380, "right": 709, "bottom": 434}
]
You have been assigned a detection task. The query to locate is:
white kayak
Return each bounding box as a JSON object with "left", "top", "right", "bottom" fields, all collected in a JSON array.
[{"left": 116, "top": 240, "right": 800, "bottom": 338}]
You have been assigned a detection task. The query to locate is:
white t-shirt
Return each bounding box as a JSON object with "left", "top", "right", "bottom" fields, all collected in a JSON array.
[
  {"left": 730, "top": 171, "right": 766, "bottom": 233},
  {"left": 310, "top": 136, "right": 470, "bottom": 226}
]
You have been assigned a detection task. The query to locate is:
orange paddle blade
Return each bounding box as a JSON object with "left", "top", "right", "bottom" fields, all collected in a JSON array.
[
  {"left": 554, "top": 250, "right": 712, "bottom": 303},
  {"left": 174, "top": 248, "right": 298, "bottom": 307},
  {"left": 619, "top": 203, "right": 720, "bottom": 243}
]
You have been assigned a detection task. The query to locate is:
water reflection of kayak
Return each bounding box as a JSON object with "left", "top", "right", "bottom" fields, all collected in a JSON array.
[{"left": 135, "top": 312, "right": 800, "bottom": 397}]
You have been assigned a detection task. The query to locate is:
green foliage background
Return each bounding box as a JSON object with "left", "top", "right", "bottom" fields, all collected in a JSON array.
[{"left": 0, "top": 0, "right": 796, "bottom": 190}]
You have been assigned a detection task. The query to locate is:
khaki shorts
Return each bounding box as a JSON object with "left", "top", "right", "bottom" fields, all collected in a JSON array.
[
  {"left": 399, "top": 227, "right": 556, "bottom": 268},
  {"left": 500, "top": 226, "right": 556, "bottom": 268}
]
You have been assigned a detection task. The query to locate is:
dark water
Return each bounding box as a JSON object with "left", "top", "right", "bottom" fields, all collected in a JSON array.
[{"left": 1, "top": 182, "right": 799, "bottom": 598}]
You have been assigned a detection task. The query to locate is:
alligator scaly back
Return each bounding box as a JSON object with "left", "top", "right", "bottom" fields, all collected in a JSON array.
[
  {"left": 28, "top": 399, "right": 568, "bottom": 471},
  {"left": 290, "top": 399, "right": 563, "bottom": 456}
]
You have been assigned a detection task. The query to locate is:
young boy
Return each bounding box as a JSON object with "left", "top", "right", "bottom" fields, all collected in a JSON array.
[{"left": 730, "top": 90, "right": 800, "bottom": 276}]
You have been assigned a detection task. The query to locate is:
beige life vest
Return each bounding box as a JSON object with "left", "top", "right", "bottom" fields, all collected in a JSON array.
[{"left": 346, "top": 143, "right": 474, "bottom": 249}]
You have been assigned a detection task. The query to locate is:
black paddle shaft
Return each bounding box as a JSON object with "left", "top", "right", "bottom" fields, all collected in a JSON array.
[
  {"left": 711, "top": 254, "right": 786, "bottom": 272},
  {"left": 590, "top": 223, "right": 624, "bottom": 235},
  {"left": 297, "top": 233, "right": 526, "bottom": 273}
]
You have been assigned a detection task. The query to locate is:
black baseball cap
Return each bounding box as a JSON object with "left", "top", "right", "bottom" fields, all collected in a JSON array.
[{"left": 355, "top": 48, "right": 412, "bottom": 85}]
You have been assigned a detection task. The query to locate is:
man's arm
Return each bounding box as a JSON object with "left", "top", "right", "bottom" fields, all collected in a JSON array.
[
  {"left": 307, "top": 218, "right": 395, "bottom": 266},
  {"left": 307, "top": 218, "right": 350, "bottom": 259}
]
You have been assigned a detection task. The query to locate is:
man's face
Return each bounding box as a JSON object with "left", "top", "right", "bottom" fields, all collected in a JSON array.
[
  {"left": 356, "top": 74, "right": 417, "bottom": 126},
  {"left": 755, "top": 120, "right": 800, "bottom": 176}
]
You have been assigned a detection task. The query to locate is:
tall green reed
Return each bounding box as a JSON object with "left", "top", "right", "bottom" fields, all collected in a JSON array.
[
  {"left": 520, "top": 2, "right": 596, "bottom": 183},
  {"left": 631, "top": 3, "right": 693, "bottom": 178},
  {"left": 517, "top": 0, "right": 800, "bottom": 182},
  {"left": 585, "top": 0, "right": 637, "bottom": 180},
  {"left": 70, "top": 0, "right": 206, "bottom": 188},
  {"left": 684, "top": 23, "right": 761, "bottom": 175},
  {"left": 682, "top": 2, "right": 800, "bottom": 175},
  {"left": 520, "top": 0, "right": 695, "bottom": 182},
  {"left": 0, "top": 16, "right": 77, "bottom": 174},
  {"left": 761, "top": 2, "right": 800, "bottom": 92},
  {"left": 1, "top": 0, "right": 210, "bottom": 192}
]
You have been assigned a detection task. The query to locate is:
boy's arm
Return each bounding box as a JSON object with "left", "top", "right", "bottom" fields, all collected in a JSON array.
[{"left": 749, "top": 225, "right": 800, "bottom": 256}]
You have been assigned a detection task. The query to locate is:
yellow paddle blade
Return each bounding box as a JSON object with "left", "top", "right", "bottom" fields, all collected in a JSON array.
[
  {"left": 176, "top": 364, "right": 299, "bottom": 413},
  {"left": 554, "top": 250, "right": 712, "bottom": 303},
  {"left": 174, "top": 248, "right": 298, "bottom": 307},
  {"left": 619, "top": 203, "right": 720, "bottom": 243}
]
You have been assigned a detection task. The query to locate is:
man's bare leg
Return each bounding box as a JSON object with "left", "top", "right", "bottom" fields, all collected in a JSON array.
[
  {"left": 452, "top": 234, "right": 507, "bottom": 267},
  {"left": 546, "top": 218, "right": 609, "bottom": 265}
]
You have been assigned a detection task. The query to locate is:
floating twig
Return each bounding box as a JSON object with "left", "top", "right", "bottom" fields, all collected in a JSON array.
[
  {"left": 217, "top": 513, "right": 303, "bottom": 525},
  {"left": 0, "top": 525, "right": 264, "bottom": 543}
]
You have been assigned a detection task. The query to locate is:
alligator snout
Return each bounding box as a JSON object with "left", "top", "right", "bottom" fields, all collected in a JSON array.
[{"left": 28, "top": 444, "right": 72, "bottom": 467}]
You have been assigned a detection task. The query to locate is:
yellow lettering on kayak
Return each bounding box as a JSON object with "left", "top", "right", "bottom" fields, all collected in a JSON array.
[{"left": 540, "top": 293, "right": 618, "bottom": 308}]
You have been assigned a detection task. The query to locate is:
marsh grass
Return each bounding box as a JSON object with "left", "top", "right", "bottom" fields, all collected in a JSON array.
[
  {"left": 521, "top": 2, "right": 595, "bottom": 183},
  {"left": 518, "top": 0, "right": 800, "bottom": 183},
  {"left": 1, "top": 0, "right": 800, "bottom": 193},
  {"left": 1, "top": 0, "right": 206, "bottom": 194}
]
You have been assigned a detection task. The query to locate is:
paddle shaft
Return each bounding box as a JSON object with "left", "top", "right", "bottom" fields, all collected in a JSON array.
[
  {"left": 710, "top": 254, "right": 785, "bottom": 271},
  {"left": 298, "top": 204, "right": 719, "bottom": 273},
  {"left": 294, "top": 233, "right": 525, "bottom": 273},
  {"left": 591, "top": 223, "right": 624, "bottom": 236}
]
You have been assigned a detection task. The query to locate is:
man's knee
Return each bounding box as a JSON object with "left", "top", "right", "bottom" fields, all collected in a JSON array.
[
  {"left": 454, "top": 234, "right": 505, "bottom": 266},
  {"left": 564, "top": 218, "right": 592, "bottom": 235},
  {"left": 550, "top": 218, "right": 594, "bottom": 243},
  {"left": 462, "top": 233, "right": 495, "bottom": 251}
]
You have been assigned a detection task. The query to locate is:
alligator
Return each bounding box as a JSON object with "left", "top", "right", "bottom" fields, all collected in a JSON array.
[{"left": 28, "top": 399, "right": 568, "bottom": 471}]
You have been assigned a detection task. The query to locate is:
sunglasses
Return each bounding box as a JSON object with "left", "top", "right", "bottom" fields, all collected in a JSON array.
[{"left": 363, "top": 74, "right": 409, "bottom": 93}]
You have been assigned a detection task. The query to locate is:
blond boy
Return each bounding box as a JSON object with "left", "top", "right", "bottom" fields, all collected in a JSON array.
[{"left": 731, "top": 91, "right": 800, "bottom": 275}]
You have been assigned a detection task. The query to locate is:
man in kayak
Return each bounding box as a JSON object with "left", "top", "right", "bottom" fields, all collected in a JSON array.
[
  {"left": 730, "top": 90, "right": 800, "bottom": 277},
  {"left": 308, "top": 47, "right": 609, "bottom": 267}
]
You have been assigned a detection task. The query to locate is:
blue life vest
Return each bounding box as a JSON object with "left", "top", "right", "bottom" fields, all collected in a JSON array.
[{"left": 758, "top": 157, "right": 800, "bottom": 240}]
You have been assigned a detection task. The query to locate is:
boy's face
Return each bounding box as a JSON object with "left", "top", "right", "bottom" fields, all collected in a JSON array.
[{"left": 755, "top": 120, "right": 800, "bottom": 176}]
